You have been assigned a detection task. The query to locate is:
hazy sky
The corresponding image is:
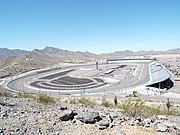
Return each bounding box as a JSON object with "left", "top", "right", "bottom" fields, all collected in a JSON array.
[{"left": 0, "top": 0, "right": 180, "bottom": 53}]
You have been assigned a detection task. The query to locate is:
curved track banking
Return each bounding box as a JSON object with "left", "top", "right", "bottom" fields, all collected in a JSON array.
[{"left": 4, "top": 62, "right": 150, "bottom": 95}]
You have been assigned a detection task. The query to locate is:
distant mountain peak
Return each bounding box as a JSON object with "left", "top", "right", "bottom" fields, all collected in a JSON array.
[
  {"left": 0, "top": 47, "right": 180, "bottom": 59},
  {"left": 0, "top": 48, "right": 28, "bottom": 57}
]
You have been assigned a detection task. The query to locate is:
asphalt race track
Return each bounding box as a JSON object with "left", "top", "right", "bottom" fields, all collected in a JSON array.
[{"left": 6, "top": 62, "right": 150, "bottom": 95}]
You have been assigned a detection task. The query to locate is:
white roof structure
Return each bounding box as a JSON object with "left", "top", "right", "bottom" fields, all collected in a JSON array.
[{"left": 147, "top": 62, "right": 170, "bottom": 85}]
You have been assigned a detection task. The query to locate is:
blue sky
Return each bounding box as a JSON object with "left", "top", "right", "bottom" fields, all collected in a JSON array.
[{"left": 0, "top": 0, "right": 180, "bottom": 53}]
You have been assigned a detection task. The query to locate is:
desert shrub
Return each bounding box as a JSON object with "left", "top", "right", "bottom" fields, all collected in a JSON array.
[
  {"left": 101, "top": 96, "right": 113, "bottom": 107},
  {"left": 161, "top": 108, "right": 179, "bottom": 116},
  {"left": 159, "top": 102, "right": 179, "bottom": 116},
  {"left": 117, "top": 98, "right": 143, "bottom": 117},
  {"left": 117, "top": 98, "right": 159, "bottom": 117},
  {"left": 67, "top": 97, "right": 96, "bottom": 107},
  {"left": 17, "top": 93, "right": 36, "bottom": 99},
  {"left": 143, "top": 106, "right": 160, "bottom": 117},
  {"left": 68, "top": 98, "right": 78, "bottom": 104},
  {"left": 78, "top": 96, "right": 97, "bottom": 107},
  {"left": 38, "top": 93, "right": 55, "bottom": 104}
]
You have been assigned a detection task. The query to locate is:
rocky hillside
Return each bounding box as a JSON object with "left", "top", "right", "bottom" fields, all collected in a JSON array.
[
  {"left": 0, "top": 47, "right": 180, "bottom": 78},
  {"left": 101, "top": 48, "right": 180, "bottom": 58},
  {"left": 0, "top": 48, "right": 28, "bottom": 57},
  {"left": 0, "top": 47, "right": 99, "bottom": 78},
  {"left": 0, "top": 91, "right": 180, "bottom": 135}
]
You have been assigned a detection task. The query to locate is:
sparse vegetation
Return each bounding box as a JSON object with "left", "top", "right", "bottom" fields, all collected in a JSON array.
[
  {"left": 68, "top": 98, "right": 78, "bottom": 104},
  {"left": 38, "top": 93, "right": 55, "bottom": 104},
  {"left": 117, "top": 98, "right": 179, "bottom": 117},
  {"left": 143, "top": 105, "right": 160, "bottom": 118},
  {"left": 101, "top": 96, "right": 113, "bottom": 107},
  {"left": 67, "top": 96, "right": 96, "bottom": 107},
  {"left": 78, "top": 96, "right": 97, "bottom": 107},
  {"left": 117, "top": 98, "right": 147, "bottom": 117},
  {"left": 17, "top": 93, "right": 36, "bottom": 99},
  {"left": 162, "top": 107, "right": 179, "bottom": 116}
]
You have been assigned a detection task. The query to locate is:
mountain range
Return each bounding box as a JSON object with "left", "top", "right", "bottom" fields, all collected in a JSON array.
[
  {"left": 0, "top": 47, "right": 180, "bottom": 78},
  {"left": 1, "top": 47, "right": 180, "bottom": 58},
  {"left": 0, "top": 48, "right": 28, "bottom": 57}
]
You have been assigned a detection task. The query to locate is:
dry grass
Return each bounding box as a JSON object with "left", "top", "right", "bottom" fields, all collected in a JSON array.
[{"left": 38, "top": 93, "right": 55, "bottom": 104}]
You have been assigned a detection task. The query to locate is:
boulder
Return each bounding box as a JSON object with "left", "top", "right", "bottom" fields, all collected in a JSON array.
[
  {"left": 156, "top": 123, "right": 168, "bottom": 132},
  {"left": 77, "top": 112, "right": 101, "bottom": 124},
  {"left": 134, "top": 119, "right": 140, "bottom": 124},
  {"left": 59, "top": 106, "right": 67, "bottom": 111},
  {"left": 123, "top": 116, "right": 130, "bottom": 121},
  {"left": 59, "top": 110, "right": 77, "bottom": 121},
  {"left": 144, "top": 118, "right": 152, "bottom": 123},
  {"left": 143, "top": 118, "right": 152, "bottom": 127},
  {"left": 163, "top": 120, "right": 174, "bottom": 128},
  {"left": 98, "top": 120, "right": 110, "bottom": 127},
  {"left": 157, "top": 115, "right": 167, "bottom": 120},
  {"left": 99, "top": 125, "right": 107, "bottom": 130}
]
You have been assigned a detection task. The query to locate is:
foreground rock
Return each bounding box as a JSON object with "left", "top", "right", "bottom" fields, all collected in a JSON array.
[
  {"left": 59, "top": 109, "right": 77, "bottom": 121},
  {"left": 76, "top": 111, "right": 101, "bottom": 124},
  {"left": 98, "top": 120, "right": 110, "bottom": 130},
  {"left": 156, "top": 123, "right": 168, "bottom": 132},
  {"left": 0, "top": 97, "right": 179, "bottom": 135}
]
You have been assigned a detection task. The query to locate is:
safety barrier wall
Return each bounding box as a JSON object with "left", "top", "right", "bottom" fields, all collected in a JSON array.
[{"left": 4, "top": 62, "right": 154, "bottom": 95}]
